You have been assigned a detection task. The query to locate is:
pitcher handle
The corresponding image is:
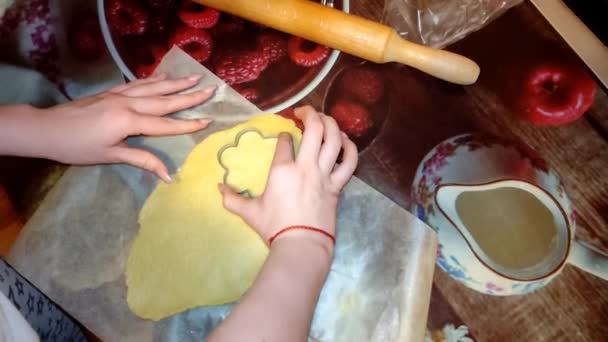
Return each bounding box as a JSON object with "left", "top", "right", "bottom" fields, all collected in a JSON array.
[{"left": 569, "top": 240, "right": 608, "bottom": 280}]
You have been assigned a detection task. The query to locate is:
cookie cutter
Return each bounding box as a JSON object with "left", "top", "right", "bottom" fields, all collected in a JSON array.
[{"left": 217, "top": 128, "right": 279, "bottom": 198}]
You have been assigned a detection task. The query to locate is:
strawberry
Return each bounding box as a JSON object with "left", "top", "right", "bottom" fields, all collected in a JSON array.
[
  {"left": 169, "top": 26, "right": 213, "bottom": 63},
  {"left": 277, "top": 107, "right": 304, "bottom": 130},
  {"left": 256, "top": 31, "right": 287, "bottom": 64},
  {"left": 106, "top": 0, "right": 149, "bottom": 36},
  {"left": 329, "top": 100, "right": 372, "bottom": 138},
  {"left": 213, "top": 49, "right": 269, "bottom": 85},
  {"left": 234, "top": 84, "right": 260, "bottom": 103},
  {"left": 340, "top": 67, "right": 384, "bottom": 105},
  {"left": 68, "top": 13, "right": 106, "bottom": 61},
  {"left": 287, "top": 36, "right": 330, "bottom": 67},
  {"left": 135, "top": 44, "right": 168, "bottom": 78},
  {"left": 178, "top": 0, "right": 220, "bottom": 29}
]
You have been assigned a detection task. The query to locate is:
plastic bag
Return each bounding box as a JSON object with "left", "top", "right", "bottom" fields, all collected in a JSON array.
[{"left": 383, "top": 0, "right": 523, "bottom": 48}]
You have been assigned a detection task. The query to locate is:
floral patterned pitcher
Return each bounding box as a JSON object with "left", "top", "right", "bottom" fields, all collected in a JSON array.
[{"left": 412, "top": 134, "right": 608, "bottom": 295}]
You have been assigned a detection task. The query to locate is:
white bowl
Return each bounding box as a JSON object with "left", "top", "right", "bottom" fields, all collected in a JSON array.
[{"left": 97, "top": 0, "right": 349, "bottom": 113}]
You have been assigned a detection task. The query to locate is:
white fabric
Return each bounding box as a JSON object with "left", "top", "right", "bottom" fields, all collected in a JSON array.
[{"left": 0, "top": 292, "right": 39, "bottom": 342}]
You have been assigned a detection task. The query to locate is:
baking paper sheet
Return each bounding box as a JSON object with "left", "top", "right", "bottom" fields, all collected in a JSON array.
[{"left": 7, "top": 47, "right": 437, "bottom": 342}]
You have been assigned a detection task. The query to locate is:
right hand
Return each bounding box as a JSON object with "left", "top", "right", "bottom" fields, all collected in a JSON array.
[{"left": 219, "top": 106, "right": 358, "bottom": 252}]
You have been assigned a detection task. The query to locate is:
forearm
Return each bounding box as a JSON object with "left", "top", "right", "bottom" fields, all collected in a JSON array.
[
  {"left": 0, "top": 105, "right": 46, "bottom": 158},
  {"left": 209, "top": 232, "right": 333, "bottom": 342}
]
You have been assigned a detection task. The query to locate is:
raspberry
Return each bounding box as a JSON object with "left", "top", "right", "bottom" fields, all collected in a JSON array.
[
  {"left": 178, "top": 0, "right": 220, "bottom": 29},
  {"left": 256, "top": 31, "right": 287, "bottom": 64},
  {"left": 340, "top": 67, "right": 385, "bottom": 105},
  {"left": 135, "top": 44, "right": 168, "bottom": 78},
  {"left": 106, "top": 0, "right": 148, "bottom": 36},
  {"left": 211, "top": 15, "right": 245, "bottom": 38},
  {"left": 148, "top": 10, "right": 177, "bottom": 35},
  {"left": 277, "top": 107, "right": 304, "bottom": 130},
  {"left": 234, "top": 84, "right": 260, "bottom": 103},
  {"left": 68, "top": 13, "right": 106, "bottom": 61},
  {"left": 146, "top": 0, "right": 177, "bottom": 9},
  {"left": 169, "top": 25, "right": 213, "bottom": 63},
  {"left": 287, "top": 36, "right": 330, "bottom": 67},
  {"left": 213, "top": 49, "right": 269, "bottom": 85},
  {"left": 329, "top": 100, "right": 372, "bottom": 138}
]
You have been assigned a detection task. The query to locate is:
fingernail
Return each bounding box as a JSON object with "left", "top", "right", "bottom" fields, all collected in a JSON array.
[
  {"left": 188, "top": 74, "right": 203, "bottom": 82},
  {"left": 156, "top": 73, "right": 167, "bottom": 79},
  {"left": 201, "top": 85, "right": 216, "bottom": 94},
  {"left": 218, "top": 183, "right": 226, "bottom": 192},
  {"left": 341, "top": 132, "right": 348, "bottom": 138},
  {"left": 279, "top": 132, "right": 292, "bottom": 141},
  {"left": 161, "top": 171, "right": 172, "bottom": 183},
  {"left": 198, "top": 118, "right": 212, "bottom": 125}
]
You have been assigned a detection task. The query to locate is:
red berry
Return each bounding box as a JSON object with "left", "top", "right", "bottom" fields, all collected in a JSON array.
[
  {"left": 106, "top": 0, "right": 148, "bottom": 36},
  {"left": 135, "top": 44, "right": 168, "bottom": 78},
  {"left": 211, "top": 15, "right": 245, "bottom": 38},
  {"left": 256, "top": 31, "right": 287, "bottom": 64},
  {"left": 148, "top": 10, "right": 177, "bottom": 35},
  {"left": 169, "top": 26, "right": 213, "bottom": 63},
  {"left": 213, "top": 49, "right": 269, "bottom": 85},
  {"left": 329, "top": 100, "right": 372, "bottom": 138},
  {"left": 277, "top": 107, "right": 304, "bottom": 130},
  {"left": 340, "top": 67, "right": 385, "bottom": 105},
  {"left": 287, "top": 36, "right": 330, "bottom": 67},
  {"left": 234, "top": 84, "right": 260, "bottom": 103},
  {"left": 68, "top": 13, "right": 106, "bottom": 61},
  {"left": 146, "top": 0, "right": 177, "bottom": 9},
  {"left": 178, "top": 0, "right": 220, "bottom": 29}
]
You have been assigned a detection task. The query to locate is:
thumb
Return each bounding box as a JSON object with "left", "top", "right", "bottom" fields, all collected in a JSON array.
[
  {"left": 218, "top": 184, "right": 260, "bottom": 226},
  {"left": 111, "top": 146, "right": 172, "bottom": 183}
]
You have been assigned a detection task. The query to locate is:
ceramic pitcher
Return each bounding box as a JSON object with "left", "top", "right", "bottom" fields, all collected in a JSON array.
[{"left": 412, "top": 134, "right": 608, "bottom": 295}]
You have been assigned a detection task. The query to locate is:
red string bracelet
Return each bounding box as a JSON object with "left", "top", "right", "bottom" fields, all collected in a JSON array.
[{"left": 268, "top": 226, "right": 336, "bottom": 246}]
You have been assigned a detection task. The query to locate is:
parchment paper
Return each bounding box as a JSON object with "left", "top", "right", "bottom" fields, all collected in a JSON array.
[{"left": 7, "top": 47, "right": 438, "bottom": 342}]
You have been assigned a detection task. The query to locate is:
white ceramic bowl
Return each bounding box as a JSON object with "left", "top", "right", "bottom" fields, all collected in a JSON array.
[{"left": 97, "top": 0, "right": 349, "bottom": 113}]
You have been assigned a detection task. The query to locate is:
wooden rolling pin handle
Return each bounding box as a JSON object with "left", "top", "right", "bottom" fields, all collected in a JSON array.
[
  {"left": 384, "top": 32, "right": 481, "bottom": 85},
  {"left": 194, "top": 0, "right": 480, "bottom": 85}
]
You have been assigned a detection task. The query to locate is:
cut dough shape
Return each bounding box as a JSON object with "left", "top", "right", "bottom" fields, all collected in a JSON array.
[
  {"left": 219, "top": 129, "right": 279, "bottom": 197},
  {"left": 126, "top": 115, "right": 302, "bottom": 321}
]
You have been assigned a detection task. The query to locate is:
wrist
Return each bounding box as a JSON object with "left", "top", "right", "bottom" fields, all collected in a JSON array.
[
  {"left": 0, "top": 105, "right": 47, "bottom": 158},
  {"left": 270, "top": 228, "right": 335, "bottom": 271}
]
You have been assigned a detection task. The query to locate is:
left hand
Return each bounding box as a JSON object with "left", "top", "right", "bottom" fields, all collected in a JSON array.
[{"left": 18, "top": 74, "right": 214, "bottom": 181}]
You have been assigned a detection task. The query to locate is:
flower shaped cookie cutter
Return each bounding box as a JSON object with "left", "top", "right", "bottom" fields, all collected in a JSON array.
[{"left": 217, "top": 128, "right": 279, "bottom": 198}]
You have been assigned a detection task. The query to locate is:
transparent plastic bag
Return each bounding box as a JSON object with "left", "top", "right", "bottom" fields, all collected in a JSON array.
[{"left": 383, "top": 0, "right": 523, "bottom": 48}]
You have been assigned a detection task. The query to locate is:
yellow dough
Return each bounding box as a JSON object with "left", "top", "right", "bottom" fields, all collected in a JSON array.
[{"left": 126, "top": 114, "right": 302, "bottom": 321}]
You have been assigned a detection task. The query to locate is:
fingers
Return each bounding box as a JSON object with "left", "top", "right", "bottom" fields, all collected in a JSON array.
[
  {"left": 318, "top": 114, "right": 342, "bottom": 174},
  {"left": 218, "top": 184, "right": 260, "bottom": 227},
  {"left": 128, "top": 86, "right": 216, "bottom": 116},
  {"left": 271, "top": 133, "right": 295, "bottom": 167},
  {"left": 120, "top": 74, "right": 204, "bottom": 97},
  {"left": 294, "top": 106, "right": 324, "bottom": 165},
  {"left": 128, "top": 115, "right": 211, "bottom": 137},
  {"left": 111, "top": 146, "right": 172, "bottom": 183},
  {"left": 109, "top": 73, "right": 167, "bottom": 94},
  {"left": 331, "top": 133, "right": 358, "bottom": 189}
]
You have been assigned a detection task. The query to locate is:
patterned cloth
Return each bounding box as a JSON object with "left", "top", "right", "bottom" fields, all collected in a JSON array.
[{"left": 0, "top": 259, "right": 86, "bottom": 342}]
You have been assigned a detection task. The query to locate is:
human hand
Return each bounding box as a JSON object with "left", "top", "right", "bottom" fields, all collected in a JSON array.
[
  {"left": 30, "top": 74, "right": 214, "bottom": 181},
  {"left": 219, "top": 106, "right": 358, "bottom": 254}
]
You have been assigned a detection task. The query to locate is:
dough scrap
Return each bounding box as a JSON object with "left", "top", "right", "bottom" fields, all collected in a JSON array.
[{"left": 126, "top": 114, "right": 301, "bottom": 321}]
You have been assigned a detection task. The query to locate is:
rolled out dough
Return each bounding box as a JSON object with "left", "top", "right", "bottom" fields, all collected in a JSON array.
[{"left": 126, "top": 114, "right": 302, "bottom": 321}]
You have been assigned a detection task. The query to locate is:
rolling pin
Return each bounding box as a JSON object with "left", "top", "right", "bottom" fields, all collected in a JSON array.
[{"left": 194, "top": 0, "right": 480, "bottom": 85}]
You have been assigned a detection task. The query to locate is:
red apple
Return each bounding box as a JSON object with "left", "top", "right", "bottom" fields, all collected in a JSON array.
[{"left": 515, "top": 62, "right": 596, "bottom": 126}]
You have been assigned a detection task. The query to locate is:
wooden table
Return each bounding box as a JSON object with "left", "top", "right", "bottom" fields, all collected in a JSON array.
[
  {"left": 299, "top": 1, "right": 608, "bottom": 340},
  {"left": 2, "top": 1, "right": 607, "bottom": 340}
]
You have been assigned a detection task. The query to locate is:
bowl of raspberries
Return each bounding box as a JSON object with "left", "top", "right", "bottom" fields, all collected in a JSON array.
[{"left": 98, "top": 0, "right": 348, "bottom": 112}]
